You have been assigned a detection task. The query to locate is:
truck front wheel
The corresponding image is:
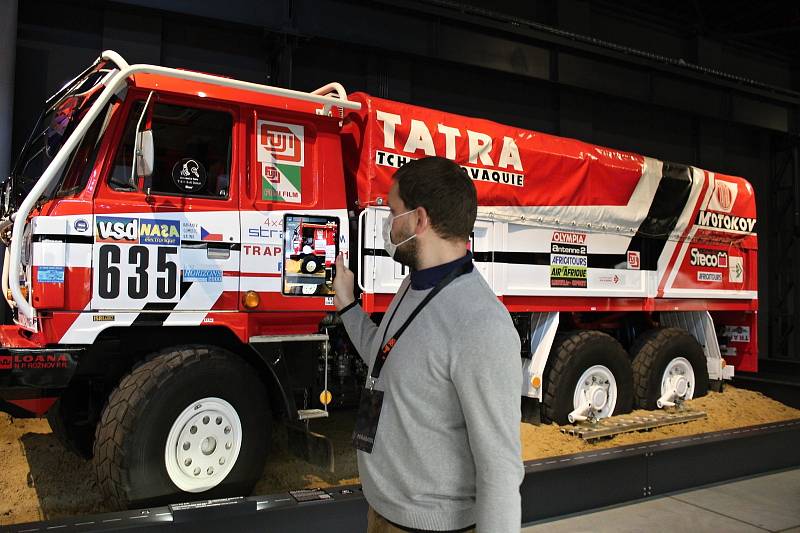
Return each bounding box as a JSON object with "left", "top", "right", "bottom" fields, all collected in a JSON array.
[
  {"left": 300, "top": 255, "right": 322, "bottom": 274},
  {"left": 93, "top": 345, "right": 270, "bottom": 509}
]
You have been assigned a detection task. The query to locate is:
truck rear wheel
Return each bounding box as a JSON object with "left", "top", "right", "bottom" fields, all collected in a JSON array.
[
  {"left": 542, "top": 330, "right": 633, "bottom": 425},
  {"left": 630, "top": 328, "right": 709, "bottom": 410},
  {"left": 93, "top": 345, "right": 270, "bottom": 509}
]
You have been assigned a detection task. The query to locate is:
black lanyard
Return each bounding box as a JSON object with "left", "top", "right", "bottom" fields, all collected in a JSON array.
[{"left": 368, "top": 261, "right": 471, "bottom": 389}]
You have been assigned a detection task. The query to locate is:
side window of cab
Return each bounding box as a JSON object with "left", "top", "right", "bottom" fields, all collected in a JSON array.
[{"left": 109, "top": 101, "right": 233, "bottom": 199}]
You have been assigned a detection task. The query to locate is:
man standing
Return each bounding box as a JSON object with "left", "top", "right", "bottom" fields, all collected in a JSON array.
[{"left": 333, "top": 157, "right": 524, "bottom": 533}]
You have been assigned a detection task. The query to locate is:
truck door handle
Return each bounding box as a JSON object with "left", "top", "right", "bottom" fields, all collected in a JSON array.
[{"left": 207, "top": 247, "right": 230, "bottom": 260}]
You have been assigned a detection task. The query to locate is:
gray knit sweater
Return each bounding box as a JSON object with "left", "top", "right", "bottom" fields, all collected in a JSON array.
[{"left": 341, "top": 268, "right": 524, "bottom": 532}]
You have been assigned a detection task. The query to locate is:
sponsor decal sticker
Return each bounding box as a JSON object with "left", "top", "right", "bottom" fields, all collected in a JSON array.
[
  {"left": 627, "top": 251, "right": 640, "bottom": 270},
  {"left": 551, "top": 243, "right": 586, "bottom": 255},
  {"left": 74, "top": 219, "right": 89, "bottom": 232},
  {"left": 697, "top": 271, "right": 723, "bottom": 282},
  {"left": 37, "top": 266, "right": 64, "bottom": 283},
  {"left": 139, "top": 219, "right": 181, "bottom": 246},
  {"left": 171, "top": 158, "right": 207, "bottom": 193},
  {"left": 598, "top": 273, "right": 623, "bottom": 286},
  {"left": 729, "top": 256, "right": 744, "bottom": 283},
  {"left": 92, "top": 314, "right": 115, "bottom": 322},
  {"left": 95, "top": 216, "right": 138, "bottom": 243},
  {"left": 1, "top": 354, "right": 69, "bottom": 369},
  {"left": 696, "top": 211, "right": 756, "bottom": 233},
  {"left": 257, "top": 120, "right": 304, "bottom": 204},
  {"left": 181, "top": 221, "right": 199, "bottom": 241},
  {"left": 724, "top": 325, "right": 750, "bottom": 343},
  {"left": 243, "top": 245, "right": 282, "bottom": 256},
  {"left": 690, "top": 248, "right": 728, "bottom": 268},
  {"left": 95, "top": 217, "right": 182, "bottom": 245},
  {"left": 183, "top": 266, "right": 223, "bottom": 283},
  {"left": 200, "top": 227, "right": 223, "bottom": 241},
  {"left": 550, "top": 232, "right": 587, "bottom": 288},
  {"left": 708, "top": 180, "right": 738, "bottom": 213}
]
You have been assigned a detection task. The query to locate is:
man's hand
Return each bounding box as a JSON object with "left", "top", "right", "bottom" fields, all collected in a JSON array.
[{"left": 333, "top": 252, "right": 355, "bottom": 311}]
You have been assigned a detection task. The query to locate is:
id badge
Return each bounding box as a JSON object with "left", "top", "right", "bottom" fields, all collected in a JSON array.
[{"left": 352, "top": 387, "right": 384, "bottom": 453}]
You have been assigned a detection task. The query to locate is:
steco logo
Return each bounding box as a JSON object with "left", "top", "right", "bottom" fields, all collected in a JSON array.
[{"left": 258, "top": 123, "right": 303, "bottom": 164}]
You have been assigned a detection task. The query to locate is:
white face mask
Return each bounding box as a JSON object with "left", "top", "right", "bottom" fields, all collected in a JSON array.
[{"left": 382, "top": 210, "right": 416, "bottom": 259}]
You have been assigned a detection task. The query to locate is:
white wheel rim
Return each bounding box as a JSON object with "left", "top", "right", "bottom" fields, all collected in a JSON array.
[
  {"left": 573, "top": 365, "right": 618, "bottom": 420},
  {"left": 306, "top": 260, "right": 317, "bottom": 272},
  {"left": 661, "top": 357, "right": 695, "bottom": 400},
  {"left": 301, "top": 284, "right": 317, "bottom": 294},
  {"left": 164, "top": 397, "right": 242, "bottom": 493}
]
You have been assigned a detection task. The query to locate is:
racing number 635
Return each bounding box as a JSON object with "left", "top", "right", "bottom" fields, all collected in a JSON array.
[{"left": 97, "top": 245, "right": 178, "bottom": 300}]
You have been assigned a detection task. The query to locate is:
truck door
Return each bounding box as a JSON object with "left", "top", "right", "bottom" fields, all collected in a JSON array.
[{"left": 93, "top": 96, "right": 240, "bottom": 314}]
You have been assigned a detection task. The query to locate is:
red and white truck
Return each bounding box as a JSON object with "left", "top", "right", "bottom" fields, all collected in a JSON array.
[
  {"left": 288, "top": 220, "right": 338, "bottom": 274},
  {"left": 0, "top": 51, "right": 757, "bottom": 508}
]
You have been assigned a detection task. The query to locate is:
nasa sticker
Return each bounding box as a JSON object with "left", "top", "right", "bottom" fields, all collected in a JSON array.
[{"left": 171, "top": 158, "right": 207, "bottom": 194}]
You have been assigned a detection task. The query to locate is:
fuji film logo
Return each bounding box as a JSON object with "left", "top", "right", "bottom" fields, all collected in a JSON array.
[
  {"left": 258, "top": 122, "right": 303, "bottom": 165},
  {"left": 263, "top": 166, "right": 281, "bottom": 185},
  {"left": 627, "top": 251, "right": 641, "bottom": 270}
]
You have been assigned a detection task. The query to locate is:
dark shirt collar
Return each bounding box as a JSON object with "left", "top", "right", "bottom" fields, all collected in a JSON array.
[{"left": 410, "top": 251, "right": 474, "bottom": 290}]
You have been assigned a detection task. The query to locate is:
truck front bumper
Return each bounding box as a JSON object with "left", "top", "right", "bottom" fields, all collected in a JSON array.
[{"left": 0, "top": 326, "right": 82, "bottom": 417}]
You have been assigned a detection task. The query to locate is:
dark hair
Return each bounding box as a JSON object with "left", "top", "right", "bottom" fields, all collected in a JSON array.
[{"left": 393, "top": 157, "right": 477, "bottom": 241}]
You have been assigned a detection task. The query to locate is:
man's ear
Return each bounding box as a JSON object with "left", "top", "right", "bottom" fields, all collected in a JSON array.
[{"left": 414, "top": 206, "right": 430, "bottom": 235}]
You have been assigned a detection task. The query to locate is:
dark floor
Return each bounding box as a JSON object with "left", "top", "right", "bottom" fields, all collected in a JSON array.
[{"left": 522, "top": 467, "right": 800, "bottom": 532}]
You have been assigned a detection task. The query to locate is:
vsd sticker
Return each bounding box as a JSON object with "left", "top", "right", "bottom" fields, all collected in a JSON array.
[{"left": 96, "top": 216, "right": 138, "bottom": 243}]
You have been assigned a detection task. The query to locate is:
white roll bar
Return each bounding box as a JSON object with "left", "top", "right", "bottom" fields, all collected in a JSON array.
[{"left": 8, "top": 50, "right": 362, "bottom": 321}]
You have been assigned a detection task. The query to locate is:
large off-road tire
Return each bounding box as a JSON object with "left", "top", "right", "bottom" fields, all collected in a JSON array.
[
  {"left": 630, "top": 328, "right": 709, "bottom": 410},
  {"left": 93, "top": 345, "right": 270, "bottom": 509},
  {"left": 47, "top": 395, "right": 95, "bottom": 459},
  {"left": 542, "top": 330, "right": 634, "bottom": 425}
]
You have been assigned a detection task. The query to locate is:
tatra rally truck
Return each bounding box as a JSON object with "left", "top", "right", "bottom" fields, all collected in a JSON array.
[{"left": 0, "top": 51, "right": 757, "bottom": 508}]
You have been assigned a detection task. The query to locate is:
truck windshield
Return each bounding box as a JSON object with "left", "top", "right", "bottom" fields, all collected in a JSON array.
[{"left": 5, "top": 68, "right": 113, "bottom": 213}]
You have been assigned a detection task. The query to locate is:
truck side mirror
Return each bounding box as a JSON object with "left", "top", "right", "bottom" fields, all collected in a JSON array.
[
  {"left": 136, "top": 129, "right": 154, "bottom": 179},
  {"left": 130, "top": 91, "right": 155, "bottom": 192}
]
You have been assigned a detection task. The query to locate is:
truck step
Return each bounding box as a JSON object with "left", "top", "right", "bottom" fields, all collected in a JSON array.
[
  {"left": 298, "top": 409, "right": 329, "bottom": 420},
  {"left": 249, "top": 333, "right": 329, "bottom": 344},
  {"left": 561, "top": 409, "right": 707, "bottom": 441}
]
